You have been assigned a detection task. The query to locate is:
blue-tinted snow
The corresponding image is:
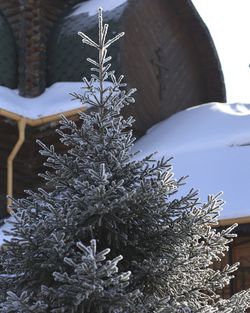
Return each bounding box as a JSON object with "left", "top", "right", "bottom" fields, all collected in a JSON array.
[{"left": 135, "top": 102, "right": 250, "bottom": 221}]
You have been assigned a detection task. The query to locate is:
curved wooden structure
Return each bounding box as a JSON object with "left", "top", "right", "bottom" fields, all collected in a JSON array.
[
  {"left": 0, "top": 0, "right": 225, "bottom": 210},
  {"left": 121, "top": 0, "right": 226, "bottom": 134},
  {"left": 47, "top": 0, "right": 226, "bottom": 135}
]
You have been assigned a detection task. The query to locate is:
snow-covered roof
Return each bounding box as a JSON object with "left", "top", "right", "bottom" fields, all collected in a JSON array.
[
  {"left": 1, "top": 101, "right": 250, "bottom": 243},
  {"left": 135, "top": 102, "right": 250, "bottom": 223},
  {"left": 0, "top": 219, "right": 13, "bottom": 246},
  {"left": 70, "top": 0, "right": 127, "bottom": 17},
  {"left": 0, "top": 82, "right": 87, "bottom": 120}
]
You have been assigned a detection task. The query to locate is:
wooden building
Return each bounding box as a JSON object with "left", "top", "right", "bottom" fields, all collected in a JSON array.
[
  {"left": 5, "top": 0, "right": 249, "bottom": 296},
  {"left": 214, "top": 222, "right": 250, "bottom": 299},
  {"left": 46, "top": 0, "right": 226, "bottom": 134},
  {"left": 0, "top": 0, "right": 226, "bottom": 216}
]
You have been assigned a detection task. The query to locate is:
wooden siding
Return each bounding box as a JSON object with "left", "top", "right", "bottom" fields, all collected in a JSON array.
[
  {"left": 121, "top": 0, "right": 225, "bottom": 135},
  {"left": 0, "top": 0, "right": 84, "bottom": 96},
  {"left": 0, "top": 0, "right": 226, "bottom": 214}
]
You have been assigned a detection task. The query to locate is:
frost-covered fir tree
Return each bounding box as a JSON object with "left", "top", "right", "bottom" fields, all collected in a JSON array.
[{"left": 1, "top": 7, "right": 250, "bottom": 313}]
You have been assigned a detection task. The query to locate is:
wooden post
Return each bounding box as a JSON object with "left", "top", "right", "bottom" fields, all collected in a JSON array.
[{"left": 18, "top": 0, "right": 46, "bottom": 97}]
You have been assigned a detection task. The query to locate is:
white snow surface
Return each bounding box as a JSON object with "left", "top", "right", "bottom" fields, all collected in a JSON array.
[
  {"left": 0, "top": 82, "right": 117, "bottom": 119},
  {"left": 134, "top": 102, "right": 250, "bottom": 221},
  {"left": 0, "top": 219, "right": 13, "bottom": 246},
  {"left": 70, "top": 0, "right": 127, "bottom": 17},
  {"left": 1, "top": 102, "right": 250, "bottom": 243},
  {"left": 0, "top": 82, "right": 86, "bottom": 119}
]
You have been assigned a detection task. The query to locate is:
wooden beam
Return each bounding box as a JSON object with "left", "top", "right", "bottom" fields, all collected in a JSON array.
[
  {"left": 218, "top": 216, "right": 250, "bottom": 227},
  {"left": 0, "top": 106, "right": 85, "bottom": 126},
  {"left": 18, "top": 0, "right": 46, "bottom": 96}
]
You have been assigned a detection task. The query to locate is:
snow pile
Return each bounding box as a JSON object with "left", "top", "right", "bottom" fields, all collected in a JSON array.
[
  {"left": 135, "top": 102, "right": 250, "bottom": 221},
  {"left": 0, "top": 82, "right": 86, "bottom": 119},
  {"left": 1, "top": 102, "right": 250, "bottom": 243},
  {"left": 0, "top": 81, "right": 112, "bottom": 119},
  {"left": 70, "top": 0, "right": 127, "bottom": 17},
  {"left": 0, "top": 219, "right": 13, "bottom": 246}
]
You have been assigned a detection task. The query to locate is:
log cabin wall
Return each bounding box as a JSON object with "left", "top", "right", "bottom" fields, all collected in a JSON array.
[
  {"left": 18, "top": 0, "right": 47, "bottom": 97},
  {"left": 46, "top": 2, "right": 126, "bottom": 84},
  {"left": 0, "top": 1, "right": 19, "bottom": 42},
  {"left": 0, "top": 116, "right": 79, "bottom": 219},
  {"left": 0, "top": 10, "right": 17, "bottom": 88},
  {"left": 17, "top": 0, "right": 85, "bottom": 96},
  {"left": 120, "top": 0, "right": 226, "bottom": 134},
  {"left": 0, "top": 0, "right": 85, "bottom": 97},
  {"left": 213, "top": 226, "right": 250, "bottom": 302},
  {"left": 232, "top": 233, "right": 250, "bottom": 293},
  {"left": 47, "top": 0, "right": 226, "bottom": 136}
]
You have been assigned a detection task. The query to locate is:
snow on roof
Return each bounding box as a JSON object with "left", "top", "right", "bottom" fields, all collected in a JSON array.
[
  {"left": 70, "top": 0, "right": 127, "bottom": 17},
  {"left": 0, "top": 101, "right": 250, "bottom": 245},
  {"left": 0, "top": 219, "right": 13, "bottom": 246},
  {"left": 0, "top": 82, "right": 87, "bottom": 119},
  {"left": 134, "top": 102, "right": 250, "bottom": 221},
  {"left": 2, "top": 102, "right": 250, "bottom": 243}
]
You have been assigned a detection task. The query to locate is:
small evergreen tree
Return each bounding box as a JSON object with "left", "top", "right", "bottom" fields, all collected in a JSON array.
[{"left": 1, "top": 7, "right": 250, "bottom": 313}]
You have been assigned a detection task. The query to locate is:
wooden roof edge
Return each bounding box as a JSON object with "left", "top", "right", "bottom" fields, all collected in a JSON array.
[
  {"left": 218, "top": 216, "right": 250, "bottom": 227},
  {"left": 172, "top": 0, "right": 227, "bottom": 102},
  {"left": 0, "top": 107, "right": 86, "bottom": 127}
]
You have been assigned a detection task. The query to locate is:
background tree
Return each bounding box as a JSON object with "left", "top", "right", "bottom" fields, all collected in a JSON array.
[{"left": 0, "top": 7, "right": 250, "bottom": 313}]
